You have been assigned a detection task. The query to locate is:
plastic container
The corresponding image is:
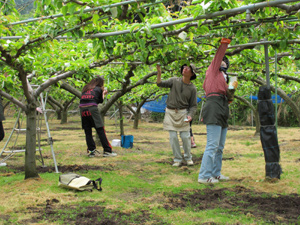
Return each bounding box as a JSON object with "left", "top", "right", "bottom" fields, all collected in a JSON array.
[
  {"left": 229, "top": 76, "right": 238, "bottom": 89},
  {"left": 111, "top": 139, "right": 121, "bottom": 147}
]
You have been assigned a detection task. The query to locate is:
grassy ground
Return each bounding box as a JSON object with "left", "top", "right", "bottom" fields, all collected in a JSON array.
[{"left": 0, "top": 114, "right": 299, "bottom": 224}]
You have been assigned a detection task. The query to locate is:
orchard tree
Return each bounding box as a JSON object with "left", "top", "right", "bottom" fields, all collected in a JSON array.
[{"left": 2, "top": 0, "right": 300, "bottom": 179}]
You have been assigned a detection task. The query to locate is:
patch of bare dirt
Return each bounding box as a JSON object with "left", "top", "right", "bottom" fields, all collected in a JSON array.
[
  {"left": 22, "top": 198, "right": 168, "bottom": 225},
  {"left": 15, "top": 186, "right": 300, "bottom": 224},
  {"left": 52, "top": 127, "right": 82, "bottom": 131},
  {"left": 164, "top": 186, "right": 300, "bottom": 224},
  {"left": 156, "top": 155, "right": 234, "bottom": 166},
  {"left": 0, "top": 164, "right": 114, "bottom": 174}
]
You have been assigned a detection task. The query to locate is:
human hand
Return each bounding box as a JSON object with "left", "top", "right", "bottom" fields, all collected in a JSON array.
[
  {"left": 103, "top": 87, "right": 108, "bottom": 95},
  {"left": 221, "top": 38, "right": 231, "bottom": 44},
  {"left": 184, "top": 116, "right": 192, "bottom": 122}
]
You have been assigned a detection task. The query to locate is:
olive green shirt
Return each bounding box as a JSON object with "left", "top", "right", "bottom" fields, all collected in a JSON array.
[
  {"left": 157, "top": 77, "right": 197, "bottom": 118},
  {"left": 0, "top": 97, "right": 5, "bottom": 122}
]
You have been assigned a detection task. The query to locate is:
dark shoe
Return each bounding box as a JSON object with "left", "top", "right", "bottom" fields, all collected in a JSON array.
[
  {"left": 103, "top": 152, "right": 117, "bottom": 157},
  {"left": 88, "top": 150, "right": 96, "bottom": 158}
]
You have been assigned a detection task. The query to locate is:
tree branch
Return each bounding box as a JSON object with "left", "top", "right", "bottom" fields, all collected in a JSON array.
[
  {"left": 0, "top": 90, "right": 27, "bottom": 111},
  {"left": 48, "top": 96, "right": 63, "bottom": 110},
  {"left": 59, "top": 81, "right": 82, "bottom": 98},
  {"left": 278, "top": 74, "right": 300, "bottom": 83},
  {"left": 35, "top": 71, "right": 76, "bottom": 97},
  {"left": 275, "top": 3, "right": 300, "bottom": 13}
]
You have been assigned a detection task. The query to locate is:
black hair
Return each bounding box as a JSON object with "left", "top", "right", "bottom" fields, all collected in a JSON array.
[{"left": 223, "top": 56, "right": 229, "bottom": 69}]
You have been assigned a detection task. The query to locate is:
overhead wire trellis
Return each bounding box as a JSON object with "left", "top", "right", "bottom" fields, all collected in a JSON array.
[
  {"left": 5, "top": 0, "right": 168, "bottom": 26},
  {"left": 1, "top": 0, "right": 299, "bottom": 41}
]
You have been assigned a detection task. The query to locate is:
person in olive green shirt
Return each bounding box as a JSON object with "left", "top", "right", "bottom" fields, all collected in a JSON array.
[
  {"left": 0, "top": 97, "right": 5, "bottom": 142},
  {"left": 156, "top": 64, "right": 197, "bottom": 167}
]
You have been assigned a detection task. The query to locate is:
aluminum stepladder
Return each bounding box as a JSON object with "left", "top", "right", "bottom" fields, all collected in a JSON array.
[{"left": 0, "top": 92, "right": 59, "bottom": 173}]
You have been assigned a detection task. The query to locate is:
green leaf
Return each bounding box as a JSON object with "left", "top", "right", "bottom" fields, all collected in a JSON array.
[
  {"left": 93, "top": 14, "right": 100, "bottom": 25},
  {"left": 155, "top": 33, "right": 163, "bottom": 44},
  {"left": 130, "top": 24, "right": 140, "bottom": 33},
  {"left": 137, "top": 13, "right": 145, "bottom": 23},
  {"left": 69, "top": 4, "right": 77, "bottom": 15},
  {"left": 62, "top": 5, "right": 68, "bottom": 16},
  {"left": 280, "top": 40, "right": 287, "bottom": 50},
  {"left": 44, "top": 0, "right": 51, "bottom": 5},
  {"left": 55, "top": 0, "right": 63, "bottom": 8}
]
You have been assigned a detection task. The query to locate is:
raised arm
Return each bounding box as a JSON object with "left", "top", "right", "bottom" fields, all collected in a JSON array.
[
  {"left": 207, "top": 38, "right": 231, "bottom": 74},
  {"left": 156, "top": 64, "right": 162, "bottom": 84}
]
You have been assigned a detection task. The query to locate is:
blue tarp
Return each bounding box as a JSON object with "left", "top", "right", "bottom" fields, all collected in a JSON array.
[
  {"left": 142, "top": 95, "right": 202, "bottom": 113},
  {"left": 249, "top": 95, "right": 291, "bottom": 104}
]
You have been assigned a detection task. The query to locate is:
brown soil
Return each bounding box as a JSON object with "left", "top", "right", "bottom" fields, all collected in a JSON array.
[
  {"left": 22, "top": 199, "right": 168, "bottom": 225},
  {"left": 17, "top": 185, "right": 300, "bottom": 224},
  {"left": 1, "top": 164, "right": 300, "bottom": 224},
  {"left": 156, "top": 155, "right": 234, "bottom": 166},
  {"left": 164, "top": 185, "right": 300, "bottom": 224},
  {"left": 1, "top": 164, "right": 113, "bottom": 174}
]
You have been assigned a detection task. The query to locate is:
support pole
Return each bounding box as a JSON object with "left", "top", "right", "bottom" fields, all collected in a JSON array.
[
  {"left": 275, "top": 50, "right": 278, "bottom": 128},
  {"left": 264, "top": 44, "right": 270, "bottom": 89},
  {"left": 0, "top": 108, "right": 22, "bottom": 156},
  {"left": 40, "top": 93, "right": 59, "bottom": 173},
  {"left": 251, "top": 93, "right": 253, "bottom": 127}
]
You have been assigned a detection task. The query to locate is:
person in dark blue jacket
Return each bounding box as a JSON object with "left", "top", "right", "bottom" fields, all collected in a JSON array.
[{"left": 79, "top": 76, "right": 117, "bottom": 158}]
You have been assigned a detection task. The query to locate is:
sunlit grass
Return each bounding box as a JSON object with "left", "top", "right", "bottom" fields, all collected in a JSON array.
[{"left": 0, "top": 115, "right": 299, "bottom": 224}]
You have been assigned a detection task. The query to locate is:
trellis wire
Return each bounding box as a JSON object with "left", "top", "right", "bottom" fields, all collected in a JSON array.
[
  {"left": 6, "top": 0, "right": 167, "bottom": 26},
  {"left": 89, "top": 0, "right": 299, "bottom": 38},
  {"left": 3, "top": 16, "right": 300, "bottom": 41}
]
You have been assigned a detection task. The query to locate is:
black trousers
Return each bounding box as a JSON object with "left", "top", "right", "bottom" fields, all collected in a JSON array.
[
  {"left": 84, "top": 126, "right": 112, "bottom": 153},
  {"left": 189, "top": 120, "right": 193, "bottom": 137},
  {"left": 0, "top": 122, "right": 4, "bottom": 142}
]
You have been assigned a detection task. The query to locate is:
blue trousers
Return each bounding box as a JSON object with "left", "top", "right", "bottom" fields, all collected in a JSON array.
[{"left": 198, "top": 125, "right": 227, "bottom": 179}]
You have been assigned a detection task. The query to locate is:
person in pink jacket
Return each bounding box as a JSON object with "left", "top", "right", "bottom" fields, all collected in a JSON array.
[{"left": 198, "top": 38, "right": 232, "bottom": 184}]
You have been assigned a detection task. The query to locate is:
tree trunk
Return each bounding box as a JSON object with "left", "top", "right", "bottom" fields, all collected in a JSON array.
[
  {"left": 47, "top": 96, "right": 62, "bottom": 120},
  {"left": 57, "top": 110, "right": 62, "bottom": 120},
  {"left": 61, "top": 109, "right": 68, "bottom": 124},
  {"left": 118, "top": 101, "right": 124, "bottom": 136},
  {"left": 133, "top": 110, "right": 141, "bottom": 129},
  {"left": 61, "top": 96, "right": 76, "bottom": 124},
  {"left": 25, "top": 101, "right": 39, "bottom": 179}
]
